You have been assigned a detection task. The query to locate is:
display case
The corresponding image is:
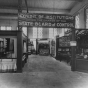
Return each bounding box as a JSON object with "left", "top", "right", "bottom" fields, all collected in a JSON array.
[
  {"left": 0, "top": 30, "right": 24, "bottom": 73},
  {"left": 0, "top": 31, "right": 17, "bottom": 72},
  {"left": 56, "top": 35, "right": 71, "bottom": 63},
  {"left": 38, "top": 39, "right": 50, "bottom": 56},
  {"left": 75, "top": 29, "right": 88, "bottom": 72}
]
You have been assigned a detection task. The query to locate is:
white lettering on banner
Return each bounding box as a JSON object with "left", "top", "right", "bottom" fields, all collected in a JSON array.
[
  {"left": 19, "top": 21, "right": 33, "bottom": 26},
  {"left": 19, "top": 13, "right": 37, "bottom": 19},
  {"left": 19, "top": 21, "right": 74, "bottom": 28},
  {"left": 18, "top": 13, "right": 74, "bottom": 21},
  {"left": 57, "top": 23, "right": 74, "bottom": 27},
  {"left": 38, "top": 15, "right": 44, "bottom": 19},
  {"left": 18, "top": 13, "right": 75, "bottom": 28}
]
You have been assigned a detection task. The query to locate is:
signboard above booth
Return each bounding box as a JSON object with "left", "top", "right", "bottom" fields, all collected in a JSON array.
[{"left": 18, "top": 13, "right": 75, "bottom": 28}]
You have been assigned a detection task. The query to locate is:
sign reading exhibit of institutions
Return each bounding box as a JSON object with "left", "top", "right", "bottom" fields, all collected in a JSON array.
[{"left": 18, "top": 13, "right": 75, "bottom": 28}]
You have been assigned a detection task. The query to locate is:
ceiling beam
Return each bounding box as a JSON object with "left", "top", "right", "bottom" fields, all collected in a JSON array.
[
  {"left": 22, "top": 7, "right": 70, "bottom": 14},
  {"left": 0, "top": 7, "right": 70, "bottom": 14},
  {"left": 0, "top": 6, "right": 18, "bottom": 9},
  {"left": 60, "top": 0, "right": 83, "bottom": 1},
  {"left": 0, "top": 13, "right": 17, "bottom": 16},
  {"left": 0, "top": 9, "right": 18, "bottom": 13},
  {"left": 0, "top": 8, "right": 69, "bottom": 19}
]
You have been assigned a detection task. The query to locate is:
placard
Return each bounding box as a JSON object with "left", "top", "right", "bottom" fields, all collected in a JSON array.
[
  {"left": 18, "top": 13, "right": 75, "bottom": 28},
  {"left": 70, "top": 41, "right": 77, "bottom": 46}
]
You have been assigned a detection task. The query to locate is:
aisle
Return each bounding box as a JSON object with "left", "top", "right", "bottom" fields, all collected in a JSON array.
[
  {"left": 0, "top": 55, "right": 88, "bottom": 88},
  {"left": 23, "top": 55, "right": 71, "bottom": 72}
]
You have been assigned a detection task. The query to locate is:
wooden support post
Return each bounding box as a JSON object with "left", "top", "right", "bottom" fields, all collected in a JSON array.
[
  {"left": 71, "top": 29, "right": 76, "bottom": 71},
  {"left": 17, "top": 31, "right": 23, "bottom": 72},
  {"left": 27, "top": 27, "right": 28, "bottom": 58},
  {"left": 17, "top": 0, "right": 22, "bottom": 72},
  {"left": 36, "top": 39, "right": 38, "bottom": 55},
  {"left": 56, "top": 35, "right": 59, "bottom": 59}
]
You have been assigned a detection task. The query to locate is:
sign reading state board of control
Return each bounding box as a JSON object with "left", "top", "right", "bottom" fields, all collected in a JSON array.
[{"left": 18, "top": 13, "right": 75, "bottom": 28}]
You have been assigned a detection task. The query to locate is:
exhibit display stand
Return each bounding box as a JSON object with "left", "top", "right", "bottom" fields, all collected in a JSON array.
[
  {"left": 37, "top": 39, "right": 50, "bottom": 56},
  {"left": 75, "top": 29, "right": 88, "bottom": 72},
  {"left": 55, "top": 35, "right": 71, "bottom": 63},
  {"left": 0, "top": 30, "right": 27, "bottom": 72}
]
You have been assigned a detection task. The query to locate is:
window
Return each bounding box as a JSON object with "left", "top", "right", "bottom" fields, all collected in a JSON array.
[
  {"left": 54, "top": 28, "right": 57, "bottom": 37},
  {"left": 49, "top": 28, "right": 54, "bottom": 38},
  {"left": 75, "top": 14, "right": 80, "bottom": 29},
  {"left": 33, "top": 27, "right": 43, "bottom": 39},
  {"left": 33, "top": 27, "right": 37, "bottom": 38},
  {"left": 49, "top": 28, "right": 57, "bottom": 38},
  {"left": 1, "top": 26, "right": 6, "bottom": 30},
  {"left": 22, "top": 27, "right": 27, "bottom": 36},
  {"left": 86, "top": 9, "right": 88, "bottom": 29},
  {"left": 6, "top": 27, "right": 11, "bottom": 30},
  {"left": 38, "top": 27, "right": 43, "bottom": 38},
  {"left": 1, "top": 26, "right": 12, "bottom": 30},
  {"left": 59, "top": 28, "right": 65, "bottom": 37}
]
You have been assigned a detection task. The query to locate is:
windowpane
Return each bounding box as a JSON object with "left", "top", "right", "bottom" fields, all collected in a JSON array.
[
  {"left": 86, "top": 9, "right": 88, "bottom": 29},
  {"left": 54, "top": 28, "right": 57, "bottom": 37},
  {"left": 59, "top": 28, "right": 64, "bottom": 37},
  {"left": 1, "top": 26, "right": 6, "bottom": 30},
  {"left": 75, "top": 14, "right": 80, "bottom": 29},
  {"left": 33, "top": 27, "right": 37, "bottom": 38},
  {"left": 22, "top": 27, "right": 27, "bottom": 36},
  {"left": 38, "top": 27, "right": 43, "bottom": 38},
  {"left": 7, "top": 27, "right": 11, "bottom": 30},
  {"left": 49, "top": 28, "right": 54, "bottom": 38}
]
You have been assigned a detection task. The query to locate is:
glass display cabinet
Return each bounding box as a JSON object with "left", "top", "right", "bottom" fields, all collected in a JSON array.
[
  {"left": 0, "top": 36, "right": 17, "bottom": 72},
  {"left": 75, "top": 29, "right": 88, "bottom": 72},
  {"left": 56, "top": 35, "right": 71, "bottom": 63}
]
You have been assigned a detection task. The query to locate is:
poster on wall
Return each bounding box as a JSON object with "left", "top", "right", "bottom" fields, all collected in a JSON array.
[{"left": 18, "top": 13, "right": 75, "bottom": 28}]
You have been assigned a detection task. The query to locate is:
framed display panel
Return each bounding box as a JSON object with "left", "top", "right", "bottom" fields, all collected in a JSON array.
[
  {"left": 38, "top": 39, "right": 50, "bottom": 55},
  {"left": 75, "top": 29, "right": 88, "bottom": 72},
  {"left": 56, "top": 35, "right": 71, "bottom": 63}
]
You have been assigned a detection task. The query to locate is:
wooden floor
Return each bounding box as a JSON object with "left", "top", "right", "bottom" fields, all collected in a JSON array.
[{"left": 0, "top": 55, "right": 88, "bottom": 88}]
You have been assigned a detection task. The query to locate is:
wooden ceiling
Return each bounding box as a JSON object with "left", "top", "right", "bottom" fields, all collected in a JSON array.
[{"left": 0, "top": 0, "right": 84, "bottom": 19}]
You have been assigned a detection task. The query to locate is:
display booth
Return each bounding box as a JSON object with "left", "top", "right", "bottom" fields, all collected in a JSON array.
[
  {"left": 18, "top": 13, "right": 75, "bottom": 72},
  {"left": 0, "top": 30, "right": 23, "bottom": 72},
  {"left": 75, "top": 29, "right": 88, "bottom": 72},
  {"left": 55, "top": 35, "right": 71, "bottom": 63},
  {"left": 37, "top": 38, "right": 50, "bottom": 55}
]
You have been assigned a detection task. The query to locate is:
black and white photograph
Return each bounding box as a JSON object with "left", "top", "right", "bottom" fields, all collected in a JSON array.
[{"left": 0, "top": 0, "right": 88, "bottom": 88}]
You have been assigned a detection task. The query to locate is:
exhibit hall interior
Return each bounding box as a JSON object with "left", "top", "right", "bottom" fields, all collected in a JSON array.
[{"left": 1, "top": 0, "right": 88, "bottom": 88}]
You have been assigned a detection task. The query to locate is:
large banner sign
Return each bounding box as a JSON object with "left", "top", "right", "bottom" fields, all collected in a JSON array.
[{"left": 18, "top": 13, "right": 75, "bottom": 28}]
